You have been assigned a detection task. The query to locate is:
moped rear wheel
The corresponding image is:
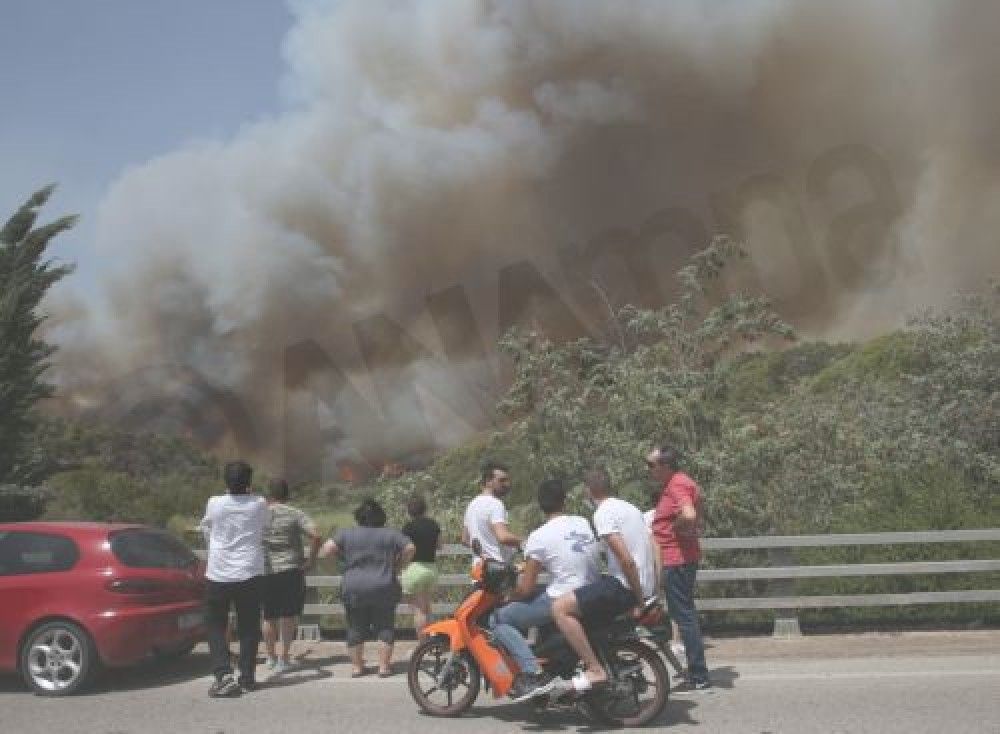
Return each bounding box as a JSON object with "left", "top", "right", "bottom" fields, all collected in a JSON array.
[
  {"left": 407, "top": 635, "right": 481, "bottom": 717},
  {"left": 581, "top": 638, "right": 669, "bottom": 727}
]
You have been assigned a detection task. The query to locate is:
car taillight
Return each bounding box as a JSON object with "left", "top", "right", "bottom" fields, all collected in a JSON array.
[{"left": 106, "top": 578, "right": 167, "bottom": 594}]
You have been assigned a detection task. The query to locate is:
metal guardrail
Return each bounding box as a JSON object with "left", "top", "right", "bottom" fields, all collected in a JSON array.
[
  {"left": 699, "top": 529, "right": 1000, "bottom": 550},
  {"left": 195, "top": 529, "right": 1000, "bottom": 626}
]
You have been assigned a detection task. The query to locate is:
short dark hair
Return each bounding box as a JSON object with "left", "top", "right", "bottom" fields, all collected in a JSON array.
[
  {"left": 537, "top": 478, "right": 566, "bottom": 514},
  {"left": 268, "top": 478, "right": 290, "bottom": 502},
  {"left": 406, "top": 494, "right": 427, "bottom": 518},
  {"left": 481, "top": 460, "right": 509, "bottom": 485},
  {"left": 224, "top": 461, "right": 253, "bottom": 494},
  {"left": 355, "top": 497, "right": 387, "bottom": 528},
  {"left": 654, "top": 445, "right": 681, "bottom": 470},
  {"left": 583, "top": 466, "right": 612, "bottom": 495}
]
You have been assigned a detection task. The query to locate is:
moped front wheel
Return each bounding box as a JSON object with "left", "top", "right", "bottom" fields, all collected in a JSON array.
[{"left": 407, "top": 635, "right": 481, "bottom": 717}]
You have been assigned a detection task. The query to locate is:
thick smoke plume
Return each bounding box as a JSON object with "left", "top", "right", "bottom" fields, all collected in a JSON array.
[{"left": 49, "top": 0, "right": 1000, "bottom": 480}]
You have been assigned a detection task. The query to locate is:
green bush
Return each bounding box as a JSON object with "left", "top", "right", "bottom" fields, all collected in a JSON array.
[
  {"left": 0, "top": 485, "right": 51, "bottom": 522},
  {"left": 37, "top": 420, "right": 222, "bottom": 527},
  {"left": 365, "top": 250, "right": 998, "bottom": 630}
]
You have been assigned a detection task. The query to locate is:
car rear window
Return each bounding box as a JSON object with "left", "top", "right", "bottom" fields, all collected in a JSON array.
[
  {"left": 110, "top": 528, "right": 198, "bottom": 570},
  {"left": 0, "top": 531, "right": 80, "bottom": 575}
]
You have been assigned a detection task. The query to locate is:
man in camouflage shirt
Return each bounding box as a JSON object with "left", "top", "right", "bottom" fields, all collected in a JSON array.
[{"left": 261, "top": 478, "right": 321, "bottom": 673}]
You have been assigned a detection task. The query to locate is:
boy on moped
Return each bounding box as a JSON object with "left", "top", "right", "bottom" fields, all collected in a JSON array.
[{"left": 490, "top": 478, "right": 601, "bottom": 701}]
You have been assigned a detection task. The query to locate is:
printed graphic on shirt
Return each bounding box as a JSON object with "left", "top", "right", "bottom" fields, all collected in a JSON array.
[
  {"left": 524, "top": 515, "right": 600, "bottom": 598},
  {"left": 567, "top": 530, "right": 595, "bottom": 553}
]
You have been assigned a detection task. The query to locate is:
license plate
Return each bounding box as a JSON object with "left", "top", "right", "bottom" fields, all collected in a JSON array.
[{"left": 178, "top": 611, "right": 203, "bottom": 630}]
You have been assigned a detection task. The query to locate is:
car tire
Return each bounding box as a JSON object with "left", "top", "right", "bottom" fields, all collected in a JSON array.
[{"left": 20, "top": 620, "right": 99, "bottom": 696}]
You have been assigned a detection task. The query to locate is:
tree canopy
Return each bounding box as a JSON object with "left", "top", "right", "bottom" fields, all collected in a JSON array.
[{"left": 0, "top": 186, "right": 75, "bottom": 519}]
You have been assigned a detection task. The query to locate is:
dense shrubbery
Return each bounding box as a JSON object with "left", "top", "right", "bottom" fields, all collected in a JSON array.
[
  {"left": 0, "top": 484, "right": 52, "bottom": 522},
  {"left": 367, "top": 241, "right": 998, "bottom": 629},
  {"left": 373, "top": 240, "right": 999, "bottom": 547},
  {"left": 29, "top": 418, "right": 221, "bottom": 527}
]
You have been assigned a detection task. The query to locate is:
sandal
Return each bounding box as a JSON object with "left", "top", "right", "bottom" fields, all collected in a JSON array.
[
  {"left": 351, "top": 668, "right": 366, "bottom": 678},
  {"left": 377, "top": 669, "right": 392, "bottom": 678}
]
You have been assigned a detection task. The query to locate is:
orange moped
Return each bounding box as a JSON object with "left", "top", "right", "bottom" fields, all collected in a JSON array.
[{"left": 406, "top": 546, "right": 670, "bottom": 726}]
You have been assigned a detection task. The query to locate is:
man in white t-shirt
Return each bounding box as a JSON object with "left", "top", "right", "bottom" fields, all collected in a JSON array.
[
  {"left": 462, "top": 461, "right": 521, "bottom": 562},
  {"left": 551, "top": 467, "right": 657, "bottom": 692},
  {"left": 491, "top": 478, "right": 600, "bottom": 701},
  {"left": 198, "top": 460, "right": 269, "bottom": 698}
]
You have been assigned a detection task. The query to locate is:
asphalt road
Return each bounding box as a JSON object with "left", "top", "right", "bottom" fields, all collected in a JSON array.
[{"left": 2, "top": 631, "right": 999, "bottom": 734}]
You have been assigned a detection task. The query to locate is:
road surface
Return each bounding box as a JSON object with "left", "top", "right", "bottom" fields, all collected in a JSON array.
[{"left": 2, "top": 630, "right": 998, "bottom": 734}]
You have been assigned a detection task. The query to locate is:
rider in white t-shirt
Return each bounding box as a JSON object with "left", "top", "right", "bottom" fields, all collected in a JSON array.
[
  {"left": 551, "top": 467, "right": 659, "bottom": 692},
  {"left": 524, "top": 514, "right": 601, "bottom": 598},
  {"left": 492, "top": 478, "right": 599, "bottom": 702},
  {"left": 595, "top": 496, "right": 657, "bottom": 599}
]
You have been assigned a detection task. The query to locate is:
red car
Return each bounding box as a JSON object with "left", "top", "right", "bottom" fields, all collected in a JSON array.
[{"left": 0, "top": 522, "right": 206, "bottom": 695}]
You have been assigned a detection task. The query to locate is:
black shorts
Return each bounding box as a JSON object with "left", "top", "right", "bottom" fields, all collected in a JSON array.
[
  {"left": 261, "top": 569, "right": 306, "bottom": 620},
  {"left": 343, "top": 602, "right": 396, "bottom": 647},
  {"left": 573, "top": 575, "right": 635, "bottom": 627}
]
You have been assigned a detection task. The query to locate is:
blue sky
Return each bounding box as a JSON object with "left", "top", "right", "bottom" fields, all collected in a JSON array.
[{"left": 0, "top": 0, "right": 294, "bottom": 287}]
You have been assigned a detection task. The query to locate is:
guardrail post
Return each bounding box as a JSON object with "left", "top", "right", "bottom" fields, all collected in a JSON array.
[
  {"left": 297, "top": 624, "right": 322, "bottom": 641},
  {"left": 770, "top": 547, "right": 802, "bottom": 638}
]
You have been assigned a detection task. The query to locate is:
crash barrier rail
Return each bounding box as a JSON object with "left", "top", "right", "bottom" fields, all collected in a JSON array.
[{"left": 195, "top": 529, "right": 1000, "bottom": 637}]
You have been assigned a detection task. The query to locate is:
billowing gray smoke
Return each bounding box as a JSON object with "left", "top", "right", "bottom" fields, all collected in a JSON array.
[{"left": 50, "top": 0, "right": 1000, "bottom": 480}]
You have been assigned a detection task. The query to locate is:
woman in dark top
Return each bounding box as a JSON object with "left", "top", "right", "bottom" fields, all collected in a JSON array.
[
  {"left": 319, "top": 498, "right": 414, "bottom": 677},
  {"left": 400, "top": 494, "right": 441, "bottom": 640}
]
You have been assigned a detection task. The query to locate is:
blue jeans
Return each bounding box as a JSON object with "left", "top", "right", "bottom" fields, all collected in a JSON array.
[
  {"left": 489, "top": 591, "right": 553, "bottom": 675},
  {"left": 663, "top": 564, "right": 709, "bottom": 683}
]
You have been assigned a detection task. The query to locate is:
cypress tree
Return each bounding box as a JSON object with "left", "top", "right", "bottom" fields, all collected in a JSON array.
[{"left": 0, "top": 185, "right": 75, "bottom": 518}]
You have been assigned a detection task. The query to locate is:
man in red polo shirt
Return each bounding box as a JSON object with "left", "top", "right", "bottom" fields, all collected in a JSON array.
[{"left": 649, "top": 445, "right": 711, "bottom": 692}]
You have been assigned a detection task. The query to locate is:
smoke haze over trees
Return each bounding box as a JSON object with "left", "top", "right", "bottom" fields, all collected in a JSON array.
[
  {"left": 372, "top": 242, "right": 998, "bottom": 588},
  {"left": 43, "top": 1, "right": 1000, "bottom": 477}
]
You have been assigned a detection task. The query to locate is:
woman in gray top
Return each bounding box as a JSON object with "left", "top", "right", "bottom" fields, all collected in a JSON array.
[{"left": 319, "top": 498, "right": 414, "bottom": 677}]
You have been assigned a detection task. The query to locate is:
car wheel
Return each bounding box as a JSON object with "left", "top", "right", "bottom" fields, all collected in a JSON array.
[{"left": 20, "top": 620, "right": 99, "bottom": 696}]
